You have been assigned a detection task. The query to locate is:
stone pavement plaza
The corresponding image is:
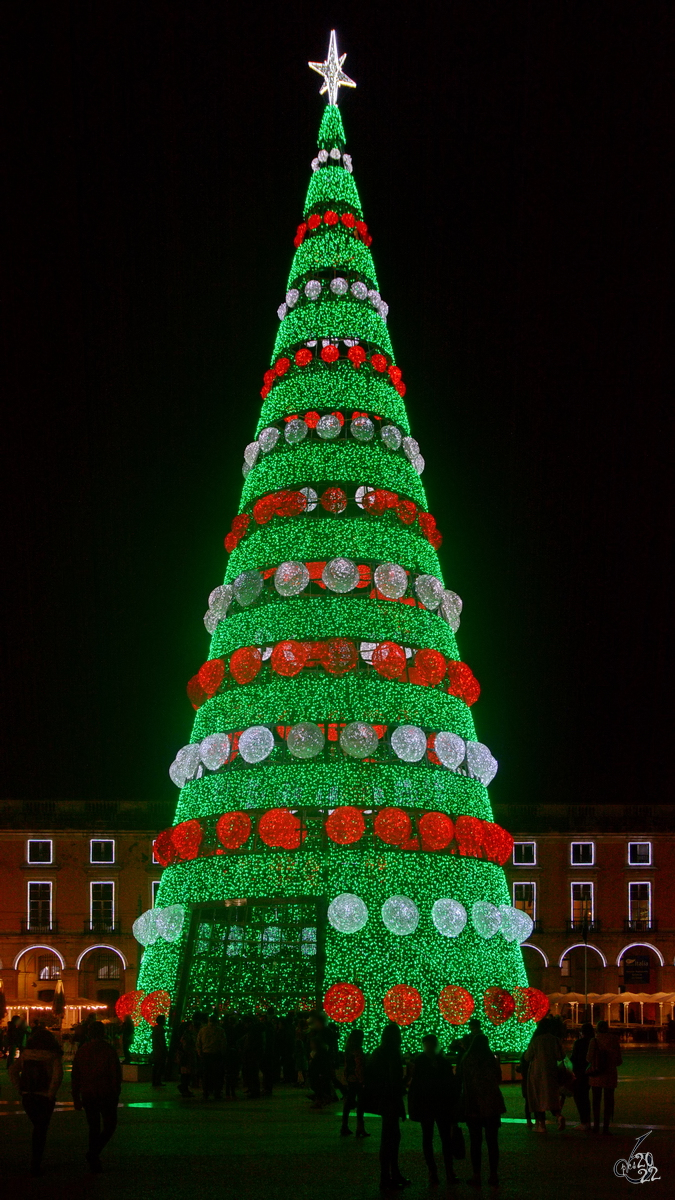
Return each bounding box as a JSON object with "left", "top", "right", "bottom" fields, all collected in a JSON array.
[{"left": 2, "top": 1051, "right": 673, "bottom": 1200}]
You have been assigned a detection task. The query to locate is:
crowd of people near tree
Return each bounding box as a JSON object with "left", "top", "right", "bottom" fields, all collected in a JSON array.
[{"left": 1, "top": 1006, "right": 625, "bottom": 1186}]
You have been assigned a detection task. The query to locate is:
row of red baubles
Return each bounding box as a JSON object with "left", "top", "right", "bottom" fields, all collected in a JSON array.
[
  {"left": 152, "top": 809, "right": 514, "bottom": 867},
  {"left": 293, "top": 209, "right": 372, "bottom": 247},
  {"left": 187, "top": 642, "right": 479, "bottom": 708},
  {"left": 260, "top": 347, "right": 406, "bottom": 400},
  {"left": 225, "top": 490, "right": 443, "bottom": 552},
  {"left": 324, "top": 982, "right": 550, "bottom": 1028}
]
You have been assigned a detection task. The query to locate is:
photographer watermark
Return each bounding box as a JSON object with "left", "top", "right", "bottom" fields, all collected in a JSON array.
[{"left": 614, "top": 1131, "right": 660, "bottom": 1184}]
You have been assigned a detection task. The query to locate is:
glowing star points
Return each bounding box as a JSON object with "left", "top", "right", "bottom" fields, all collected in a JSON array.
[{"left": 308, "top": 30, "right": 356, "bottom": 106}]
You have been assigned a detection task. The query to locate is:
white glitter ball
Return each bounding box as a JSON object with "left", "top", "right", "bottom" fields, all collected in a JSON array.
[
  {"left": 434, "top": 731, "right": 466, "bottom": 770},
  {"left": 233, "top": 570, "right": 264, "bottom": 607},
  {"left": 241, "top": 463, "right": 251, "bottom": 479},
  {"left": 175, "top": 744, "right": 202, "bottom": 780},
  {"left": 169, "top": 759, "right": 187, "bottom": 787},
  {"left": 208, "top": 584, "right": 233, "bottom": 617},
  {"left": 374, "top": 562, "right": 408, "bottom": 599},
  {"left": 411, "top": 454, "right": 425, "bottom": 475},
  {"left": 381, "top": 424, "right": 402, "bottom": 451},
  {"left": 359, "top": 641, "right": 377, "bottom": 663},
  {"left": 328, "top": 893, "right": 368, "bottom": 934},
  {"left": 155, "top": 904, "right": 185, "bottom": 943},
  {"left": 431, "top": 898, "right": 467, "bottom": 938},
  {"left": 415, "top": 574, "right": 444, "bottom": 611},
  {"left": 466, "top": 741, "right": 498, "bottom": 785},
  {"left": 391, "top": 725, "right": 427, "bottom": 762},
  {"left": 274, "top": 561, "right": 310, "bottom": 596},
  {"left": 355, "top": 486, "right": 373, "bottom": 509},
  {"left": 440, "top": 589, "right": 462, "bottom": 631},
  {"left": 287, "top": 722, "right": 325, "bottom": 760},
  {"left": 199, "top": 733, "right": 230, "bottom": 771},
  {"left": 343, "top": 154, "right": 353, "bottom": 172},
  {"left": 340, "top": 722, "right": 379, "bottom": 759},
  {"left": 238, "top": 726, "right": 275, "bottom": 763},
  {"left": 472, "top": 901, "right": 502, "bottom": 939},
  {"left": 305, "top": 279, "right": 322, "bottom": 300},
  {"left": 285, "top": 288, "right": 300, "bottom": 308},
  {"left": 318, "top": 149, "right": 328, "bottom": 163},
  {"left": 203, "top": 609, "right": 219, "bottom": 634},
  {"left": 322, "top": 557, "right": 359, "bottom": 593},
  {"left": 277, "top": 303, "right": 287, "bottom": 321},
  {"left": 133, "top": 909, "right": 158, "bottom": 947},
  {"left": 317, "top": 413, "right": 342, "bottom": 441},
  {"left": 244, "top": 442, "right": 260, "bottom": 467},
  {"left": 258, "top": 426, "right": 280, "bottom": 454},
  {"left": 284, "top": 418, "right": 308, "bottom": 445},
  {"left": 368, "top": 289, "right": 381, "bottom": 306},
  {"left": 500, "top": 907, "right": 533, "bottom": 943},
  {"left": 299, "top": 486, "right": 318, "bottom": 512},
  {"left": 382, "top": 895, "right": 420, "bottom": 936},
  {"left": 330, "top": 277, "right": 348, "bottom": 294},
  {"left": 378, "top": 301, "right": 389, "bottom": 319},
  {"left": 329, "top": 146, "right": 341, "bottom": 159},
  {"left": 402, "top": 436, "right": 421, "bottom": 462},
  {"left": 350, "top": 281, "right": 368, "bottom": 300},
  {"left": 311, "top": 157, "right": 320, "bottom": 172},
  {"left": 351, "top": 416, "right": 374, "bottom": 442}
]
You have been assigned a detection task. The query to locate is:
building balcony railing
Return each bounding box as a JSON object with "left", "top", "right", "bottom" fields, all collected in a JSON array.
[
  {"left": 20, "top": 918, "right": 59, "bottom": 934},
  {"left": 565, "top": 918, "right": 602, "bottom": 933},
  {"left": 83, "top": 920, "right": 121, "bottom": 934},
  {"left": 624, "top": 918, "right": 658, "bottom": 933}
]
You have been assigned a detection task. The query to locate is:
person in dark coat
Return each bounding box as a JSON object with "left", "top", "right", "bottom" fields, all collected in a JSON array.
[
  {"left": 340, "top": 1028, "right": 369, "bottom": 1137},
  {"left": 71, "top": 1021, "right": 122, "bottom": 1172},
  {"left": 570, "top": 1022, "right": 594, "bottom": 1130},
  {"left": 151, "top": 1015, "right": 168, "bottom": 1088},
  {"left": 459, "top": 1033, "right": 505, "bottom": 1188},
  {"left": 408, "top": 1034, "right": 461, "bottom": 1185},
  {"left": 121, "top": 1015, "right": 135, "bottom": 1065},
  {"left": 587, "top": 1019, "right": 622, "bottom": 1134},
  {"left": 368, "top": 1023, "right": 410, "bottom": 1193},
  {"left": 9, "top": 1025, "right": 64, "bottom": 1176}
]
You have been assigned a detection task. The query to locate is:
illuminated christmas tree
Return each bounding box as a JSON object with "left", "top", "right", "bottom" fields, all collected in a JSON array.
[{"left": 128, "top": 33, "right": 548, "bottom": 1051}]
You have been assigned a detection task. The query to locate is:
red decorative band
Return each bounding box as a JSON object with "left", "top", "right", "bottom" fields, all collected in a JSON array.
[
  {"left": 261, "top": 344, "right": 405, "bottom": 400},
  {"left": 294, "top": 209, "right": 372, "bottom": 248},
  {"left": 324, "top": 982, "right": 549, "bottom": 1026}
]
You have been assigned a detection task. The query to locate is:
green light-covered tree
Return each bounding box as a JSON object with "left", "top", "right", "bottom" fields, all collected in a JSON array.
[{"left": 130, "top": 42, "right": 547, "bottom": 1053}]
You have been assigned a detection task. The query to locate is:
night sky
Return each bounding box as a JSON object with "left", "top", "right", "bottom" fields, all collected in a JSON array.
[{"left": 3, "top": 2, "right": 673, "bottom": 809}]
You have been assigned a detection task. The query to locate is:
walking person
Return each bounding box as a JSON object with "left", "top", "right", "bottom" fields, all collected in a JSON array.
[
  {"left": 570, "top": 1022, "right": 594, "bottom": 1131},
  {"left": 9, "top": 1024, "right": 63, "bottom": 1176},
  {"left": 408, "top": 1034, "right": 460, "bottom": 1186},
  {"left": 587, "top": 1019, "right": 622, "bottom": 1134},
  {"left": 71, "top": 1021, "right": 122, "bottom": 1172},
  {"left": 368, "top": 1023, "right": 410, "bottom": 1193},
  {"left": 196, "top": 1015, "right": 227, "bottom": 1100},
  {"left": 459, "top": 1033, "right": 505, "bottom": 1188},
  {"left": 523, "top": 1016, "right": 565, "bottom": 1132},
  {"left": 340, "top": 1028, "right": 369, "bottom": 1138},
  {"left": 151, "top": 1014, "right": 168, "bottom": 1088}
]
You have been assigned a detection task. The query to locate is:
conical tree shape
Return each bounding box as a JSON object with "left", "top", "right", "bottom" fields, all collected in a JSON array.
[{"left": 134, "top": 102, "right": 544, "bottom": 1052}]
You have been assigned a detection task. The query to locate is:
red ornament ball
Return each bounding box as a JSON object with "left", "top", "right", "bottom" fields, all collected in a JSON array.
[
  {"left": 374, "top": 808, "right": 413, "bottom": 846},
  {"left": 324, "top": 210, "right": 339, "bottom": 225},
  {"left": 231, "top": 513, "right": 250, "bottom": 538},
  {"left": 229, "top": 646, "right": 262, "bottom": 685},
  {"left": 140, "top": 990, "right": 171, "bottom": 1027},
  {"left": 270, "top": 640, "right": 308, "bottom": 677},
  {"left": 186, "top": 675, "right": 207, "bottom": 710},
  {"left": 362, "top": 488, "right": 398, "bottom": 514},
  {"left": 320, "top": 638, "right": 358, "bottom": 676},
  {"left": 414, "top": 648, "right": 447, "bottom": 687},
  {"left": 383, "top": 984, "right": 422, "bottom": 1026},
  {"left": 115, "top": 990, "right": 145, "bottom": 1025},
  {"left": 454, "top": 815, "right": 484, "bottom": 858},
  {"left": 274, "top": 357, "right": 290, "bottom": 377},
  {"left": 224, "top": 532, "right": 239, "bottom": 553},
  {"left": 371, "top": 641, "right": 407, "bottom": 680},
  {"left": 263, "top": 369, "right": 276, "bottom": 387},
  {"left": 320, "top": 343, "right": 340, "bottom": 363},
  {"left": 197, "top": 658, "right": 226, "bottom": 697},
  {"left": 418, "top": 811, "right": 454, "bottom": 851},
  {"left": 348, "top": 345, "right": 367, "bottom": 368},
  {"left": 216, "top": 811, "right": 252, "bottom": 850},
  {"left": 152, "top": 830, "right": 176, "bottom": 867},
  {"left": 253, "top": 494, "right": 277, "bottom": 525},
  {"left": 483, "top": 987, "right": 516, "bottom": 1025},
  {"left": 481, "top": 822, "right": 513, "bottom": 866},
  {"left": 307, "top": 213, "right": 321, "bottom": 229},
  {"left": 438, "top": 985, "right": 475, "bottom": 1025},
  {"left": 171, "top": 819, "right": 203, "bottom": 861},
  {"left": 325, "top": 806, "right": 365, "bottom": 845},
  {"left": 355, "top": 220, "right": 368, "bottom": 237},
  {"left": 275, "top": 489, "right": 307, "bottom": 517},
  {"left": 395, "top": 381, "right": 406, "bottom": 396},
  {"left": 295, "top": 348, "right": 313, "bottom": 367},
  {"left": 293, "top": 223, "right": 307, "bottom": 246},
  {"left": 304, "top": 410, "right": 320, "bottom": 428},
  {"left": 388, "top": 364, "right": 403, "bottom": 384},
  {"left": 513, "top": 987, "right": 549, "bottom": 1024},
  {"left": 341, "top": 212, "right": 356, "bottom": 228},
  {"left": 320, "top": 487, "right": 348, "bottom": 514},
  {"left": 324, "top": 983, "right": 365, "bottom": 1023},
  {"left": 397, "top": 499, "right": 418, "bottom": 525},
  {"left": 446, "top": 661, "right": 481, "bottom": 706},
  {"left": 370, "top": 353, "right": 387, "bottom": 373},
  {"left": 258, "top": 807, "right": 306, "bottom": 850}
]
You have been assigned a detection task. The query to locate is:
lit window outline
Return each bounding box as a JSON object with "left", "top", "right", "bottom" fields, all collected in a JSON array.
[
  {"left": 570, "top": 841, "right": 595, "bottom": 866},
  {"left": 27, "top": 838, "right": 53, "bottom": 864},
  {"left": 512, "top": 841, "right": 536, "bottom": 866},
  {"left": 512, "top": 880, "right": 537, "bottom": 921},
  {"left": 27, "top": 880, "right": 52, "bottom": 928},
  {"left": 570, "top": 880, "right": 594, "bottom": 922},
  {"left": 90, "top": 838, "right": 115, "bottom": 865},
  {"left": 628, "top": 880, "right": 652, "bottom": 924},
  {"left": 151, "top": 880, "right": 161, "bottom": 907},
  {"left": 628, "top": 841, "right": 652, "bottom": 866},
  {"left": 152, "top": 844, "right": 161, "bottom": 865},
  {"left": 90, "top": 880, "right": 115, "bottom": 925}
]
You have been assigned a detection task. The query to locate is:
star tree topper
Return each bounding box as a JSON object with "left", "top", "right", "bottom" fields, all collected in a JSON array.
[{"left": 308, "top": 30, "right": 356, "bottom": 106}]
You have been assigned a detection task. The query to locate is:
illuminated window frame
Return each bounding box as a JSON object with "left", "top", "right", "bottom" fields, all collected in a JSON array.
[
  {"left": 512, "top": 880, "right": 537, "bottom": 920},
  {"left": 570, "top": 841, "right": 595, "bottom": 865},
  {"left": 27, "top": 880, "right": 52, "bottom": 927},
  {"left": 27, "top": 839, "right": 53, "bottom": 865},
  {"left": 90, "top": 838, "right": 115, "bottom": 864},
  {"left": 628, "top": 841, "right": 652, "bottom": 866},
  {"left": 90, "top": 881, "right": 115, "bottom": 925},
  {"left": 512, "top": 841, "right": 536, "bottom": 866},
  {"left": 151, "top": 880, "right": 161, "bottom": 907},
  {"left": 628, "top": 880, "right": 651, "bottom": 923},
  {"left": 570, "top": 880, "right": 594, "bottom": 922}
]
